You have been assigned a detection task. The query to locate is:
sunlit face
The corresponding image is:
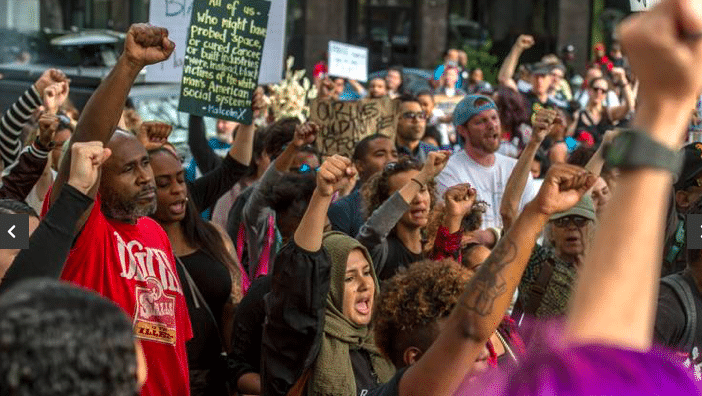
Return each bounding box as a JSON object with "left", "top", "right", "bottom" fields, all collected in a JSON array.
[
  {"left": 369, "top": 78, "right": 387, "bottom": 98},
  {"left": 355, "top": 137, "right": 397, "bottom": 181},
  {"left": 550, "top": 216, "right": 594, "bottom": 260},
  {"left": 150, "top": 150, "right": 188, "bottom": 224},
  {"left": 342, "top": 249, "right": 375, "bottom": 326},
  {"left": 550, "top": 69, "right": 564, "bottom": 86},
  {"left": 289, "top": 151, "right": 320, "bottom": 173},
  {"left": 0, "top": 216, "right": 39, "bottom": 279},
  {"left": 417, "top": 94, "right": 435, "bottom": 115},
  {"left": 444, "top": 68, "right": 459, "bottom": 87},
  {"left": 386, "top": 70, "right": 402, "bottom": 91},
  {"left": 531, "top": 73, "right": 553, "bottom": 96},
  {"left": 590, "top": 177, "right": 611, "bottom": 217},
  {"left": 389, "top": 170, "right": 430, "bottom": 229},
  {"left": 585, "top": 67, "right": 602, "bottom": 85},
  {"left": 470, "top": 69, "right": 483, "bottom": 83},
  {"left": 397, "top": 101, "right": 426, "bottom": 143},
  {"left": 101, "top": 134, "right": 157, "bottom": 223},
  {"left": 460, "top": 108, "right": 501, "bottom": 154},
  {"left": 589, "top": 79, "right": 608, "bottom": 105},
  {"left": 216, "top": 119, "right": 238, "bottom": 141}
]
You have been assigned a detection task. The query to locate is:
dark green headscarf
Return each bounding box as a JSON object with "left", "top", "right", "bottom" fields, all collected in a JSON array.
[{"left": 307, "top": 232, "right": 395, "bottom": 395}]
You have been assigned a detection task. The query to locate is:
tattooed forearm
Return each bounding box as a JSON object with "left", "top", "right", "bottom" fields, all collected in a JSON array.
[{"left": 458, "top": 237, "right": 518, "bottom": 317}]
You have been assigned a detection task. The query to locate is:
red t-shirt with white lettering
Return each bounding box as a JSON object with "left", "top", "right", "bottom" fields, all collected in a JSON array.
[{"left": 45, "top": 194, "right": 193, "bottom": 396}]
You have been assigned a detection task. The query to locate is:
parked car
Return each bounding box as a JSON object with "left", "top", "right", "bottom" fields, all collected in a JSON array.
[{"left": 0, "top": 29, "right": 193, "bottom": 151}]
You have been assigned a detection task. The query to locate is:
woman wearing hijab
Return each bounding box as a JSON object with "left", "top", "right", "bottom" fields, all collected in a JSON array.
[{"left": 261, "top": 154, "right": 395, "bottom": 396}]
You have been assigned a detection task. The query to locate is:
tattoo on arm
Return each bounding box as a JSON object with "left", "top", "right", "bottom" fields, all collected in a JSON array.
[{"left": 458, "top": 238, "right": 518, "bottom": 316}]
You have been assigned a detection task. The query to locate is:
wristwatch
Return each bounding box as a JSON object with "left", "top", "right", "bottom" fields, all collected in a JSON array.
[{"left": 602, "top": 128, "right": 683, "bottom": 175}]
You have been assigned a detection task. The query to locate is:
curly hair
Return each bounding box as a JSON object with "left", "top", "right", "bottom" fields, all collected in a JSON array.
[
  {"left": 361, "top": 156, "right": 436, "bottom": 220},
  {"left": 422, "top": 200, "right": 487, "bottom": 255},
  {"left": 373, "top": 259, "right": 472, "bottom": 368},
  {"left": 0, "top": 279, "right": 138, "bottom": 396}
]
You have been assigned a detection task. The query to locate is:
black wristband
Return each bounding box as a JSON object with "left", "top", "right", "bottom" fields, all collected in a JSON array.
[{"left": 603, "top": 128, "right": 682, "bottom": 177}]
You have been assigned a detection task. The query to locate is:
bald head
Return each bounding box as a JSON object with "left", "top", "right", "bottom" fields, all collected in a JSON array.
[{"left": 100, "top": 129, "right": 156, "bottom": 223}]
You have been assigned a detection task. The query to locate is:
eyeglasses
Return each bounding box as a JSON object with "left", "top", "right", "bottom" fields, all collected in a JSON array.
[
  {"left": 552, "top": 215, "right": 590, "bottom": 228},
  {"left": 296, "top": 164, "right": 319, "bottom": 173},
  {"left": 591, "top": 87, "right": 607, "bottom": 94},
  {"left": 400, "top": 112, "right": 427, "bottom": 120}
]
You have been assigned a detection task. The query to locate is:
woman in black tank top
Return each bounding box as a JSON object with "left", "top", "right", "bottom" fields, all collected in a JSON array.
[
  {"left": 572, "top": 75, "right": 634, "bottom": 144},
  {"left": 149, "top": 144, "right": 246, "bottom": 396}
]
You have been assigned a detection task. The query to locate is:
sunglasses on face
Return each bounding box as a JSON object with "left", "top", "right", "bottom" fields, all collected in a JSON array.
[
  {"left": 552, "top": 215, "right": 590, "bottom": 228},
  {"left": 296, "top": 163, "right": 320, "bottom": 173},
  {"left": 400, "top": 112, "right": 427, "bottom": 120}
]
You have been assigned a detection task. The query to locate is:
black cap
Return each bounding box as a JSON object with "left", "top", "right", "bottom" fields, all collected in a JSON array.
[
  {"left": 531, "top": 62, "right": 553, "bottom": 76},
  {"left": 674, "top": 142, "right": 702, "bottom": 190}
]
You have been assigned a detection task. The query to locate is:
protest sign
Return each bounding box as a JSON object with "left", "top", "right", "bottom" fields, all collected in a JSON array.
[
  {"left": 145, "top": 0, "right": 193, "bottom": 82},
  {"left": 258, "top": 0, "right": 287, "bottom": 84},
  {"left": 147, "top": 0, "right": 284, "bottom": 84},
  {"left": 178, "top": 0, "right": 271, "bottom": 125},
  {"left": 310, "top": 97, "right": 399, "bottom": 157},
  {"left": 630, "top": 0, "right": 661, "bottom": 11},
  {"left": 434, "top": 95, "right": 463, "bottom": 115},
  {"left": 328, "top": 41, "right": 369, "bottom": 82}
]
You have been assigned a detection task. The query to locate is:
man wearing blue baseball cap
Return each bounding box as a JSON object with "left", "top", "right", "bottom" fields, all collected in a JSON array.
[{"left": 435, "top": 94, "right": 539, "bottom": 232}]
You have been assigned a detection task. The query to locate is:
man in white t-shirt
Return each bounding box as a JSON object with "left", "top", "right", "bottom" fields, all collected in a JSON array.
[{"left": 436, "top": 94, "right": 539, "bottom": 231}]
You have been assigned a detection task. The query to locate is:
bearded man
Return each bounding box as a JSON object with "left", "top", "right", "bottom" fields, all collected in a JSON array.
[{"left": 436, "top": 95, "right": 539, "bottom": 231}]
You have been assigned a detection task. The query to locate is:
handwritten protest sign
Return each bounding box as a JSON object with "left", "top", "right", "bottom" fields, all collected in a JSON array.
[
  {"left": 178, "top": 0, "right": 271, "bottom": 125},
  {"left": 146, "top": 0, "right": 193, "bottom": 82},
  {"left": 328, "top": 41, "right": 369, "bottom": 82},
  {"left": 434, "top": 95, "right": 463, "bottom": 115},
  {"left": 630, "top": 0, "right": 661, "bottom": 11},
  {"left": 310, "top": 97, "right": 399, "bottom": 157},
  {"left": 147, "top": 0, "right": 285, "bottom": 84}
]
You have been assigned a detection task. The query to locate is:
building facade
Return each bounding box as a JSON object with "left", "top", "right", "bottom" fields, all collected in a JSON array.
[{"left": 31, "top": 0, "right": 634, "bottom": 80}]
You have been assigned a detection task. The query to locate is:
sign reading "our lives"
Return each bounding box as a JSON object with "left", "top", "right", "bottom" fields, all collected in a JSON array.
[{"left": 178, "top": 0, "right": 271, "bottom": 124}]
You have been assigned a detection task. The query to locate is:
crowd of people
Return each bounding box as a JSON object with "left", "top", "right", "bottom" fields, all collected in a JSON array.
[{"left": 1, "top": 0, "right": 702, "bottom": 395}]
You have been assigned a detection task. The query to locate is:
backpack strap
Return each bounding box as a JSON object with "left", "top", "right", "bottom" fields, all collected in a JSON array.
[
  {"left": 661, "top": 273, "right": 698, "bottom": 352},
  {"left": 523, "top": 259, "right": 555, "bottom": 316}
]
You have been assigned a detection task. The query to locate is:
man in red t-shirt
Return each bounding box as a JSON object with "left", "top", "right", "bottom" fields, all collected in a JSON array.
[{"left": 45, "top": 24, "right": 192, "bottom": 396}]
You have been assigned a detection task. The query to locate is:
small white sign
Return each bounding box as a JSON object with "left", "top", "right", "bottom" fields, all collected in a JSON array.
[
  {"left": 145, "top": 0, "right": 193, "bottom": 82},
  {"left": 630, "top": 0, "right": 661, "bottom": 11},
  {"left": 328, "top": 41, "right": 369, "bottom": 82},
  {"left": 146, "top": 0, "right": 286, "bottom": 85}
]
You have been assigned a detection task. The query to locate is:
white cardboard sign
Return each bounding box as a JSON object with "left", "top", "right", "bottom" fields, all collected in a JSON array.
[
  {"left": 146, "top": 0, "right": 287, "bottom": 84},
  {"left": 630, "top": 0, "right": 661, "bottom": 11},
  {"left": 328, "top": 41, "right": 368, "bottom": 82}
]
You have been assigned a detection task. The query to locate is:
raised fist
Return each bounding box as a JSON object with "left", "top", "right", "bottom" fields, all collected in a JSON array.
[
  {"left": 123, "top": 24, "right": 175, "bottom": 69},
  {"left": 531, "top": 107, "right": 559, "bottom": 142},
  {"left": 292, "top": 122, "right": 319, "bottom": 148},
  {"left": 43, "top": 81, "right": 70, "bottom": 115},
  {"left": 137, "top": 121, "right": 172, "bottom": 151},
  {"left": 417, "top": 150, "right": 451, "bottom": 184},
  {"left": 444, "top": 183, "right": 477, "bottom": 218},
  {"left": 68, "top": 141, "right": 112, "bottom": 195},
  {"left": 34, "top": 69, "right": 68, "bottom": 96},
  {"left": 532, "top": 164, "right": 597, "bottom": 216},
  {"left": 316, "top": 154, "right": 356, "bottom": 197},
  {"left": 618, "top": 0, "right": 702, "bottom": 119},
  {"left": 515, "top": 35, "right": 535, "bottom": 50}
]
